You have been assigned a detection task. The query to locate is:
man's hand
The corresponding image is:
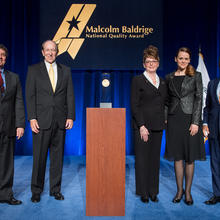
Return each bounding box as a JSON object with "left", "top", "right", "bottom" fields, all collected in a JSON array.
[
  {"left": 16, "top": 128, "right": 24, "bottom": 139},
  {"left": 30, "top": 119, "right": 40, "bottom": 133},
  {"left": 65, "top": 119, "right": 73, "bottom": 129},
  {"left": 203, "top": 125, "right": 210, "bottom": 137}
]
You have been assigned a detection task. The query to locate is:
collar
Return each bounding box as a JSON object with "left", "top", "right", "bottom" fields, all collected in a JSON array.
[
  {"left": 44, "top": 60, "right": 57, "bottom": 68},
  {"left": 143, "top": 71, "right": 160, "bottom": 88},
  {"left": 0, "top": 68, "right": 5, "bottom": 74}
]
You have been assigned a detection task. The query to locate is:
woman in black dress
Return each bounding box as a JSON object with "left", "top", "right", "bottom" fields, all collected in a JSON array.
[
  {"left": 131, "top": 45, "right": 167, "bottom": 203},
  {"left": 165, "top": 47, "right": 206, "bottom": 205}
]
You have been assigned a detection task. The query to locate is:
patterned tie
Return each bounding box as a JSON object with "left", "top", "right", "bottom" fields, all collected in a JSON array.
[
  {"left": 0, "top": 70, "right": 4, "bottom": 93},
  {"left": 48, "top": 64, "right": 55, "bottom": 92}
]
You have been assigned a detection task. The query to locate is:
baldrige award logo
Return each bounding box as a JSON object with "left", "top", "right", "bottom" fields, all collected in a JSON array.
[
  {"left": 53, "top": 4, "right": 96, "bottom": 60},
  {"left": 53, "top": 4, "right": 154, "bottom": 60}
]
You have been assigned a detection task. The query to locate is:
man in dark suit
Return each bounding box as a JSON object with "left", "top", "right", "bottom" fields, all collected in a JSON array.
[
  {"left": 26, "top": 40, "right": 75, "bottom": 203},
  {"left": 0, "top": 44, "right": 25, "bottom": 205},
  {"left": 203, "top": 64, "right": 220, "bottom": 205}
]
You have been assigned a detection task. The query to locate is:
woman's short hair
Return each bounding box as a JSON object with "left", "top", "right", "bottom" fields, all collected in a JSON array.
[{"left": 143, "top": 45, "right": 160, "bottom": 63}]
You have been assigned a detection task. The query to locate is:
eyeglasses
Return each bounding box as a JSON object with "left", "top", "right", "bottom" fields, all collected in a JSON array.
[
  {"left": 0, "top": 53, "right": 6, "bottom": 57},
  {"left": 145, "top": 60, "right": 158, "bottom": 64}
]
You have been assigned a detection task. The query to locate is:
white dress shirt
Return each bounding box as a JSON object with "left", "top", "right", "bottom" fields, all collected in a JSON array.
[{"left": 143, "top": 71, "right": 160, "bottom": 89}]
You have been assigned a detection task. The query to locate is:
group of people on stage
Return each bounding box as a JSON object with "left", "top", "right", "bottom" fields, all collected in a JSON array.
[
  {"left": 0, "top": 40, "right": 75, "bottom": 205},
  {"left": 1, "top": 40, "right": 220, "bottom": 207},
  {"left": 131, "top": 45, "right": 220, "bottom": 206}
]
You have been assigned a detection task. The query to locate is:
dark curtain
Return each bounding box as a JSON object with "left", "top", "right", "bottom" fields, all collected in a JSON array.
[{"left": 0, "top": 0, "right": 219, "bottom": 155}]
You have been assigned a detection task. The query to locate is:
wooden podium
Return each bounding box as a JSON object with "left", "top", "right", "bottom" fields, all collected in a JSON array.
[{"left": 86, "top": 108, "right": 125, "bottom": 216}]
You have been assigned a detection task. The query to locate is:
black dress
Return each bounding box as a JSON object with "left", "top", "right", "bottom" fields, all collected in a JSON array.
[{"left": 164, "top": 75, "right": 206, "bottom": 162}]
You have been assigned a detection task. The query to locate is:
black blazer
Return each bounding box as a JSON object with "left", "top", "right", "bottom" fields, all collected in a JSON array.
[
  {"left": 165, "top": 71, "right": 203, "bottom": 125},
  {"left": 25, "top": 61, "right": 75, "bottom": 129},
  {"left": 131, "top": 74, "right": 167, "bottom": 131},
  {"left": 0, "top": 70, "right": 25, "bottom": 136}
]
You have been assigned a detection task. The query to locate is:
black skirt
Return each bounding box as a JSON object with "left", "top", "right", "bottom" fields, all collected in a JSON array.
[{"left": 164, "top": 105, "right": 206, "bottom": 162}]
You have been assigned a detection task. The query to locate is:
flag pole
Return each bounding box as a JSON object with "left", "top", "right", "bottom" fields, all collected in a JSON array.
[{"left": 199, "top": 45, "right": 201, "bottom": 54}]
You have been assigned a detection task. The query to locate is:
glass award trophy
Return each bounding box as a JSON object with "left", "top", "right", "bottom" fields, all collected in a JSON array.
[{"left": 100, "top": 73, "right": 112, "bottom": 108}]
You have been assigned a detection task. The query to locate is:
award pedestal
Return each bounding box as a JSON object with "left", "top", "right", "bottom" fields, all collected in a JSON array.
[{"left": 86, "top": 108, "right": 125, "bottom": 216}]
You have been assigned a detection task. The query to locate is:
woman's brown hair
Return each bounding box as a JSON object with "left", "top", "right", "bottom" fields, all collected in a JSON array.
[
  {"left": 143, "top": 45, "right": 160, "bottom": 63},
  {"left": 176, "top": 47, "right": 195, "bottom": 76}
]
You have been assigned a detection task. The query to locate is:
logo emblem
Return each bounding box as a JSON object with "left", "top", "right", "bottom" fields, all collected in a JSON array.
[{"left": 53, "top": 4, "right": 96, "bottom": 59}]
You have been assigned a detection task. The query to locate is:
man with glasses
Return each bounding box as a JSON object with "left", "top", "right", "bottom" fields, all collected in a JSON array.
[
  {"left": 203, "top": 59, "right": 220, "bottom": 205},
  {"left": 0, "top": 44, "right": 25, "bottom": 205}
]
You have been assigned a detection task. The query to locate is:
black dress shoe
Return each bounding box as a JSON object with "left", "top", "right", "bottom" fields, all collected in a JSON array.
[
  {"left": 0, "top": 197, "right": 22, "bottom": 205},
  {"left": 205, "top": 196, "right": 220, "bottom": 205},
  {"left": 50, "top": 192, "right": 64, "bottom": 200},
  {"left": 184, "top": 195, "right": 193, "bottom": 206},
  {"left": 140, "top": 195, "right": 149, "bottom": 203},
  {"left": 172, "top": 190, "right": 185, "bottom": 203},
  {"left": 150, "top": 195, "right": 159, "bottom": 202},
  {"left": 31, "top": 194, "right": 40, "bottom": 203}
]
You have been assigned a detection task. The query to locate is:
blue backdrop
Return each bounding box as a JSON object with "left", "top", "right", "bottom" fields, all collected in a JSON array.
[{"left": 0, "top": 0, "right": 219, "bottom": 155}]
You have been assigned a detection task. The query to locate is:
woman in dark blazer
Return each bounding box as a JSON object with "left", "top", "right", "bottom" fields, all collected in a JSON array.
[
  {"left": 131, "top": 45, "right": 167, "bottom": 203},
  {"left": 165, "top": 47, "right": 206, "bottom": 205}
]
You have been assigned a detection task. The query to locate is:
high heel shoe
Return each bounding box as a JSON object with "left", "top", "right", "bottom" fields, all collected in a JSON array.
[
  {"left": 184, "top": 194, "right": 193, "bottom": 206},
  {"left": 140, "top": 195, "right": 149, "bottom": 203},
  {"left": 150, "top": 194, "right": 159, "bottom": 202},
  {"left": 172, "top": 190, "right": 185, "bottom": 203}
]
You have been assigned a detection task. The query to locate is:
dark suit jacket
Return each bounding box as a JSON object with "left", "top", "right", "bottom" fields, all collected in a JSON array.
[
  {"left": 165, "top": 71, "right": 203, "bottom": 125},
  {"left": 131, "top": 74, "right": 167, "bottom": 131},
  {"left": 25, "top": 61, "right": 75, "bottom": 129},
  {"left": 0, "top": 70, "right": 25, "bottom": 136},
  {"left": 203, "top": 78, "right": 220, "bottom": 139}
]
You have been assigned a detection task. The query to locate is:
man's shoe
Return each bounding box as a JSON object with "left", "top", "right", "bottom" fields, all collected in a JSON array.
[
  {"left": 140, "top": 195, "right": 149, "bottom": 203},
  {"left": 31, "top": 194, "right": 40, "bottom": 203},
  {"left": 205, "top": 196, "right": 220, "bottom": 205},
  {"left": 150, "top": 195, "right": 159, "bottom": 202},
  {"left": 50, "top": 192, "right": 64, "bottom": 200},
  {"left": 0, "top": 196, "right": 22, "bottom": 205}
]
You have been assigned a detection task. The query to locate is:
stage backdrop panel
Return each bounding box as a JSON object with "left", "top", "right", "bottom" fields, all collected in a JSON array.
[{"left": 40, "top": 0, "right": 163, "bottom": 70}]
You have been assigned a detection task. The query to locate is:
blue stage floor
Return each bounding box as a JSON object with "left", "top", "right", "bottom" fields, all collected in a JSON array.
[{"left": 0, "top": 156, "right": 219, "bottom": 220}]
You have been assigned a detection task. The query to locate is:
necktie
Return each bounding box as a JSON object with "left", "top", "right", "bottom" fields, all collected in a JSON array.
[
  {"left": 48, "top": 64, "right": 55, "bottom": 92},
  {"left": 0, "top": 70, "right": 4, "bottom": 93}
]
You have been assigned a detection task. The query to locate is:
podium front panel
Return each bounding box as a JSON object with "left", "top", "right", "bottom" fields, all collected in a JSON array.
[{"left": 86, "top": 108, "right": 125, "bottom": 216}]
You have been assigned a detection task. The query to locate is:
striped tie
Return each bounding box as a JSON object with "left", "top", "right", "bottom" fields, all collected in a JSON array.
[{"left": 0, "top": 70, "right": 4, "bottom": 93}]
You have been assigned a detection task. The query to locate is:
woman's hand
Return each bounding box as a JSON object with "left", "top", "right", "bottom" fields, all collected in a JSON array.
[
  {"left": 140, "top": 125, "right": 149, "bottom": 142},
  {"left": 189, "top": 124, "right": 199, "bottom": 136},
  {"left": 16, "top": 128, "right": 24, "bottom": 139}
]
